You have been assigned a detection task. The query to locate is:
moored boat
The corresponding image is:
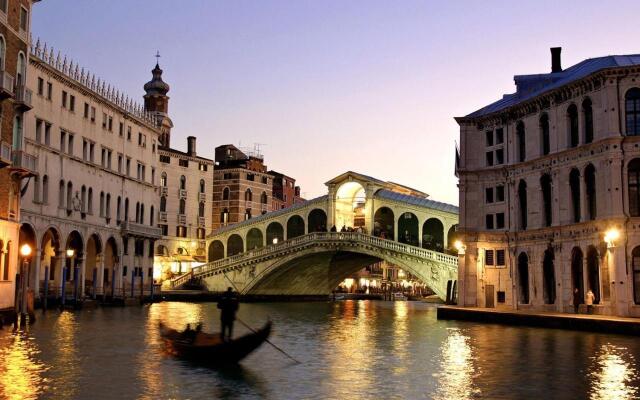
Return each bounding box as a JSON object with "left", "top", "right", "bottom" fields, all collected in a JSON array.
[{"left": 159, "top": 320, "right": 272, "bottom": 365}]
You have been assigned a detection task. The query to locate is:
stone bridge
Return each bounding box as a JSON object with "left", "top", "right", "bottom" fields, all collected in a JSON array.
[{"left": 172, "top": 171, "right": 460, "bottom": 299}]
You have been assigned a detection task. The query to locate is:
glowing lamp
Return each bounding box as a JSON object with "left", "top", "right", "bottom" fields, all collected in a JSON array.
[
  {"left": 272, "top": 238, "right": 278, "bottom": 245},
  {"left": 20, "top": 244, "right": 32, "bottom": 257},
  {"left": 454, "top": 240, "right": 466, "bottom": 255},
  {"left": 66, "top": 249, "right": 75, "bottom": 258},
  {"left": 604, "top": 228, "right": 620, "bottom": 249}
]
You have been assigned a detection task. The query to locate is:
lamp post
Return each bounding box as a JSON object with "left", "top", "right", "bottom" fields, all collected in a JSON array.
[
  {"left": 19, "top": 244, "right": 32, "bottom": 322},
  {"left": 66, "top": 249, "right": 79, "bottom": 306}
]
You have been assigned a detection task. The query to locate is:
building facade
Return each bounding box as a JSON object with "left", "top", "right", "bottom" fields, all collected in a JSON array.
[
  {"left": 0, "top": 0, "right": 36, "bottom": 312},
  {"left": 211, "top": 144, "right": 273, "bottom": 231},
  {"left": 156, "top": 136, "right": 213, "bottom": 280},
  {"left": 456, "top": 48, "right": 640, "bottom": 317},
  {"left": 20, "top": 42, "right": 162, "bottom": 302},
  {"left": 269, "top": 170, "right": 303, "bottom": 211}
]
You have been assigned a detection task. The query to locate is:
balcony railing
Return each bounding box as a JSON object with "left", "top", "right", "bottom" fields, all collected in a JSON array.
[
  {"left": 0, "top": 71, "right": 14, "bottom": 99},
  {"left": 160, "top": 186, "right": 168, "bottom": 196},
  {"left": 198, "top": 192, "right": 206, "bottom": 202},
  {"left": 198, "top": 216, "right": 206, "bottom": 227},
  {"left": 14, "top": 85, "right": 32, "bottom": 111},
  {"left": 179, "top": 189, "right": 187, "bottom": 199},
  {"left": 0, "top": 141, "right": 11, "bottom": 167},
  {"left": 11, "top": 149, "right": 37, "bottom": 175},
  {"left": 120, "top": 221, "right": 162, "bottom": 238},
  {"left": 177, "top": 213, "right": 186, "bottom": 225},
  {"left": 159, "top": 211, "right": 168, "bottom": 223}
]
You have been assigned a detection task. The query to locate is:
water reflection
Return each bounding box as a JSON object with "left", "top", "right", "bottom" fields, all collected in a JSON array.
[
  {"left": 433, "top": 328, "right": 478, "bottom": 400},
  {"left": 392, "top": 301, "right": 409, "bottom": 375},
  {"left": 590, "top": 344, "right": 638, "bottom": 400},
  {"left": 0, "top": 331, "right": 47, "bottom": 400},
  {"left": 51, "top": 311, "right": 79, "bottom": 399}
]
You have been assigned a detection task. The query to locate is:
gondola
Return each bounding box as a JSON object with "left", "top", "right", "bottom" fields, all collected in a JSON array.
[{"left": 159, "top": 320, "right": 272, "bottom": 365}]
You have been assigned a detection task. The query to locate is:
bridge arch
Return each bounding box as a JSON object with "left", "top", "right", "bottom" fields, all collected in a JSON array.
[
  {"left": 227, "top": 234, "right": 244, "bottom": 256},
  {"left": 266, "top": 222, "right": 284, "bottom": 245},
  {"left": 308, "top": 209, "right": 327, "bottom": 232},
  {"left": 446, "top": 224, "right": 459, "bottom": 252},
  {"left": 335, "top": 181, "right": 366, "bottom": 229},
  {"left": 373, "top": 207, "right": 394, "bottom": 239},
  {"left": 423, "top": 218, "right": 445, "bottom": 252},
  {"left": 398, "top": 212, "right": 419, "bottom": 246},
  {"left": 246, "top": 228, "right": 264, "bottom": 250},
  {"left": 208, "top": 240, "right": 224, "bottom": 261},
  {"left": 287, "top": 215, "right": 305, "bottom": 239}
]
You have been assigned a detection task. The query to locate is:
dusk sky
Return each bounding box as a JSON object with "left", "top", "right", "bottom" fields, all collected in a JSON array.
[{"left": 32, "top": 0, "right": 640, "bottom": 204}]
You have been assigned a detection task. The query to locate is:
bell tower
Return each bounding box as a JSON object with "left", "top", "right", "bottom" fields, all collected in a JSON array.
[{"left": 144, "top": 52, "right": 173, "bottom": 147}]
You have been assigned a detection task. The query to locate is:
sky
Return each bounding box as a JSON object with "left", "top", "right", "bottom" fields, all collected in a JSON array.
[{"left": 32, "top": 0, "right": 640, "bottom": 205}]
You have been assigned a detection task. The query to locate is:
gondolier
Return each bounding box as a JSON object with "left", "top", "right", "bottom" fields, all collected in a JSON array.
[{"left": 218, "top": 287, "right": 239, "bottom": 341}]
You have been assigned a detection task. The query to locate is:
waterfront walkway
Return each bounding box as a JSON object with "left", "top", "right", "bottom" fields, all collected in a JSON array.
[{"left": 437, "top": 306, "right": 640, "bottom": 336}]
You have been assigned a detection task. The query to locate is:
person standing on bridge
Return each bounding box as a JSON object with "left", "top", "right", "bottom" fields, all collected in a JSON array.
[{"left": 218, "top": 287, "right": 239, "bottom": 341}]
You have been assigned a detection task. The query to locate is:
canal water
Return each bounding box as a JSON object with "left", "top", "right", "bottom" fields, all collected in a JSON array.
[{"left": 1, "top": 301, "right": 639, "bottom": 400}]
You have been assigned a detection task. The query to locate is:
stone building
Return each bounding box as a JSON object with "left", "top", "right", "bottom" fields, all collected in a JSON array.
[
  {"left": 156, "top": 136, "right": 213, "bottom": 279},
  {"left": 211, "top": 144, "right": 273, "bottom": 230},
  {"left": 269, "top": 170, "right": 303, "bottom": 211},
  {"left": 19, "top": 42, "right": 162, "bottom": 301},
  {"left": 0, "top": 0, "right": 36, "bottom": 313},
  {"left": 456, "top": 47, "right": 640, "bottom": 317}
]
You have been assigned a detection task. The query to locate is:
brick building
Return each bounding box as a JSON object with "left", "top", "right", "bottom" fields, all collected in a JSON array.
[{"left": 269, "top": 170, "right": 303, "bottom": 211}]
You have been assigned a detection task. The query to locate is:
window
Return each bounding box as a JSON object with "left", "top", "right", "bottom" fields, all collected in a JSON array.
[
  {"left": 119, "top": 122, "right": 124, "bottom": 137},
  {"left": 82, "top": 139, "right": 88, "bottom": 161},
  {"left": 19, "top": 7, "right": 28, "bottom": 31},
  {"left": 222, "top": 187, "right": 230, "bottom": 200},
  {"left": 108, "top": 116, "right": 113, "bottom": 131},
  {"left": 629, "top": 159, "right": 640, "bottom": 216},
  {"left": 180, "top": 175, "right": 186, "bottom": 190},
  {"left": 179, "top": 199, "right": 186, "bottom": 214},
  {"left": 262, "top": 176, "right": 268, "bottom": 184},
  {"left": 44, "top": 122, "right": 51, "bottom": 145},
  {"left": 496, "top": 213, "right": 505, "bottom": 229},
  {"left": 62, "top": 91, "right": 67, "bottom": 108},
  {"left": 568, "top": 104, "right": 579, "bottom": 147},
  {"left": 127, "top": 126, "right": 131, "bottom": 140},
  {"left": 541, "top": 174, "right": 552, "bottom": 227},
  {"left": 583, "top": 98, "right": 593, "bottom": 144},
  {"left": 585, "top": 164, "right": 597, "bottom": 220},
  {"left": 90, "top": 106, "right": 96, "bottom": 122},
  {"left": 87, "top": 188, "right": 93, "bottom": 214},
  {"left": 67, "top": 134, "right": 74, "bottom": 156},
  {"left": 161, "top": 172, "right": 167, "bottom": 187},
  {"left": 102, "top": 113, "right": 107, "bottom": 128},
  {"left": 496, "top": 185, "right": 504, "bottom": 202},
  {"left": 179, "top": 159, "right": 188, "bottom": 167},
  {"left": 261, "top": 191, "right": 267, "bottom": 204},
  {"left": 247, "top": 173, "right": 255, "bottom": 181},
  {"left": 36, "top": 119, "right": 43, "bottom": 143},
  {"left": 101, "top": 148, "right": 106, "bottom": 167},
  {"left": 626, "top": 88, "right": 640, "bottom": 135},
  {"left": 632, "top": 246, "right": 640, "bottom": 304},
  {"left": 485, "top": 214, "right": 494, "bottom": 230},
  {"left": 37, "top": 77, "right": 44, "bottom": 95},
  {"left": 570, "top": 168, "right": 581, "bottom": 222},
  {"left": 33, "top": 175, "right": 40, "bottom": 202},
  {"left": 245, "top": 189, "right": 252, "bottom": 202},
  {"left": 176, "top": 226, "right": 187, "bottom": 238},
  {"left": 495, "top": 148, "right": 504, "bottom": 165},
  {"left": 66, "top": 182, "right": 73, "bottom": 211},
  {"left": 151, "top": 168, "right": 155, "bottom": 185},
  {"left": 117, "top": 196, "right": 122, "bottom": 222},
  {"left": 495, "top": 128, "right": 504, "bottom": 144},
  {"left": 199, "top": 179, "right": 205, "bottom": 193},
  {"left": 199, "top": 163, "right": 207, "bottom": 171},
  {"left": 516, "top": 121, "right": 526, "bottom": 162},
  {"left": 118, "top": 154, "right": 123, "bottom": 173},
  {"left": 100, "top": 192, "right": 105, "bottom": 217},
  {"left": 42, "top": 175, "right": 48, "bottom": 203},
  {"left": 486, "top": 151, "right": 493, "bottom": 167},
  {"left": 485, "top": 187, "right": 494, "bottom": 204},
  {"left": 107, "top": 150, "right": 112, "bottom": 170},
  {"left": 485, "top": 249, "right": 494, "bottom": 266},
  {"left": 540, "top": 114, "right": 550, "bottom": 155},
  {"left": 160, "top": 196, "right": 166, "bottom": 212},
  {"left": 89, "top": 143, "right": 94, "bottom": 162},
  {"left": 518, "top": 180, "right": 527, "bottom": 230},
  {"left": 160, "top": 155, "right": 170, "bottom": 163},
  {"left": 485, "top": 130, "right": 493, "bottom": 147},
  {"left": 58, "top": 180, "right": 65, "bottom": 208},
  {"left": 245, "top": 208, "right": 252, "bottom": 220},
  {"left": 197, "top": 228, "right": 205, "bottom": 239},
  {"left": 126, "top": 158, "right": 131, "bottom": 176},
  {"left": 84, "top": 103, "right": 89, "bottom": 118},
  {"left": 60, "top": 131, "right": 66, "bottom": 153},
  {"left": 160, "top": 225, "right": 168, "bottom": 235},
  {"left": 496, "top": 249, "right": 505, "bottom": 266},
  {"left": 198, "top": 202, "right": 205, "bottom": 217},
  {"left": 0, "top": 0, "right": 7, "bottom": 14},
  {"left": 47, "top": 82, "right": 52, "bottom": 100},
  {"left": 106, "top": 194, "right": 111, "bottom": 219},
  {"left": 70, "top": 95, "right": 75, "bottom": 112}
]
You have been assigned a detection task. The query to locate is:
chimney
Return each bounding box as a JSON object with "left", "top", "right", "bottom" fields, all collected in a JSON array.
[
  {"left": 551, "top": 47, "right": 562, "bottom": 73},
  {"left": 187, "top": 136, "right": 196, "bottom": 156}
]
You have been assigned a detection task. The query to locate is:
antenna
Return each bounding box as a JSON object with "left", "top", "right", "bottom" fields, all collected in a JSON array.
[
  {"left": 155, "top": 51, "right": 161, "bottom": 64},
  {"left": 253, "top": 143, "right": 267, "bottom": 158}
]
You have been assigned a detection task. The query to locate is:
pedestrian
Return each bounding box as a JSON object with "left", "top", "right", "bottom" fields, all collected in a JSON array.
[
  {"left": 585, "top": 289, "right": 595, "bottom": 314},
  {"left": 330, "top": 225, "right": 337, "bottom": 232},
  {"left": 573, "top": 287, "right": 581, "bottom": 314},
  {"left": 341, "top": 225, "right": 347, "bottom": 232},
  {"left": 217, "top": 287, "right": 239, "bottom": 341}
]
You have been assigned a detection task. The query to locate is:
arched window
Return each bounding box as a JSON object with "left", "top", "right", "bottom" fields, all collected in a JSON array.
[
  {"left": 180, "top": 175, "right": 186, "bottom": 190},
  {"left": 66, "top": 181, "right": 73, "bottom": 211},
  {"left": 124, "top": 198, "right": 129, "bottom": 221},
  {"left": 0, "top": 36, "right": 5, "bottom": 71},
  {"left": 16, "top": 52, "right": 25, "bottom": 88},
  {"left": 81, "top": 185, "right": 86, "bottom": 213},
  {"left": 540, "top": 114, "right": 550, "bottom": 156},
  {"left": 139, "top": 203, "right": 144, "bottom": 223},
  {"left": 587, "top": 246, "right": 600, "bottom": 304},
  {"left": 198, "top": 202, "right": 205, "bottom": 217},
  {"left": 570, "top": 168, "right": 581, "bottom": 222},
  {"left": 42, "top": 175, "right": 48, "bottom": 204},
  {"left": 245, "top": 189, "right": 252, "bottom": 202},
  {"left": 625, "top": 88, "right": 640, "bottom": 135},
  {"left": 87, "top": 188, "right": 93, "bottom": 214},
  {"left": 540, "top": 174, "right": 552, "bottom": 227},
  {"left": 261, "top": 191, "right": 267, "bottom": 204},
  {"left": 516, "top": 121, "right": 526, "bottom": 162},
  {"left": 160, "top": 196, "right": 166, "bottom": 212},
  {"left": 518, "top": 252, "right": 529, "bottom": 304},
  {"left": 518, "top": 180, "right": 527, "bottom": 230},
  {"left": 161, "top": 172, "right": 167, "bottom": 187},
  {"left": 58, "top": 179, "right": 65, "bottom": 207},
  {"left": 629, "top": 159, "right": 640, "bottom": 216},
  {"left": 33, "top": 175, "right": 40, "bottom": 202},
  {"left": 199, "top": 179, "right": 205, "bottom": 193},
  {"left": 568, "top": 104, "right": 579, "bottom": 147},
  {"left": 583, "top": 98, "right": 593, "bottom": 144},
  {"left": 543, "top": 247, "right": 556, "bottom": 304},
  {"left": 106, "top": 194, "right": 111, "bottom": 218},
  {"left": 135, "top": 202, "right": 140, "bottom": 222},
  {"left": 100, "top": 192, "right": 105, "bottom": 217},
  {"left": 179, "top": 198, "right": 186, "bottom": 215},
  {"left": 585, "top": 164, "right": 596, "bottom": 220},
  {"left": 150, "top": 205, "right": 154, "bottom": 226},
  {"left": 222, "top": 187, "right": 230, "bottom": 200},
  {"left": 117, "top": 196, "right": 122, "bottom": 222},
  {"left": 632, "top": 246, "right": 640, "bottom": 304}
]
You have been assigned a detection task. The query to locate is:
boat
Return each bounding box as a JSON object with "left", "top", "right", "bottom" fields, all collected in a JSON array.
[
  {"left": 393, "top": 292, "right": 408, "bottom": 301},
  {"left": 159, "top": 320, "right": 272, "bottom": 365}
]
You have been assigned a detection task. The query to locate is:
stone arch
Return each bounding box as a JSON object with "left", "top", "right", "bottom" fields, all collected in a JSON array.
[
  {"left": 18, "top": 223, "right": 37, "bottom": 286},
  {"left": 208, "top": 240, "right": 224, "bottom": 262},
  {"left": 517, "top": 252, "right": 530, "bottom": 304},
  {"left": 287, "top": 215, "right": 305, "bottom": 239},
  {"left": 398, "top": 212, "right": 419, "bottom": 246},
  {"left": 308, "top": 209, "right": 327, "bottom": 233},
  {"left": 373, "top": 207, "right": 394, "bottom": 239},
  {"left": 542, "top": 246, "right": 556, "bottom": 304},
  {"left": 422, "top": 218, "right": 444, "bottom": 251},
  {"left": 246, "top": 228, "right": 264, "bottom": 250},
  {"left": 266, "top": 222, "right": 284, "bottom": 244},
  {"left": 104, "top": 236, "right": 118, "bottom": 293},
  {"left": 334, "top": 181, "right": 366, "bottom": 229},
  {"left": 40, "top": 226, "right": 62, "bottom": 282},
  {"left": 571, "top": 247, "right": 584, "bottom": 304},
  {"left": 586, "top": 245, "right": 600, "bottom": 304},
  {"left": 446, "top": 224, "right": 459, "bottom": 252},
  {"left": 85, "top": 233, "right": 102, "bottom": 293},
  {"left": 227, "top": 234, "right": 244, "bottom": 256},
  {"left": 65, "top": 230, "right": 84, "bottom": 284},
  {"left": 156, "top": 245, "right": 169, "bottom": 256}
]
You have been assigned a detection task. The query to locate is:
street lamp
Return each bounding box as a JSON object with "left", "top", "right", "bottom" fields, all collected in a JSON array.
[
  {"left": 20, "top": 244, "right": 32, "bottom": 258},
  {"left": 454, "top": 240, "right": 466, "bottom": 255},
  {"left": 66, "top": 248, "right": 75, "bottom": 258},
  {"left": 604, "top": 228, "right": 620, "bottom": 249},
  {"left": 272, "top": 238, "right": 278, "bottom": 245},
  {"left": 18, "top": 244, "right": 32, "bottom": 320}
]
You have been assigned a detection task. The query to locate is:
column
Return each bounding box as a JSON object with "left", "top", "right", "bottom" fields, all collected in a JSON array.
[
  {"left": 97, "top": 254, "right": 105, "bottom": 296},
  {"left": 393, "top": 216, "right": 399, "bottom": 242},
  {"left": 31, "top": 248, "right": 41, "bottom": 297},
  {"left": 53, "top": 251, "right": 65, "bottom": 297},
  {"left": 579, "top": 171, "right": 588, "bottom": 222},
  {"left": 78, "top": 257, "right": 86, "bottom": 299},
  {"left": 610, "top": 245, "right": 628, "bottom": 316}
]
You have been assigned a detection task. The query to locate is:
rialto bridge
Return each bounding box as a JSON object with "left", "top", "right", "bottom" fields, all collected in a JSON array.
[{"left": 172, "top": 172, "right": 460, "bottom": 299}]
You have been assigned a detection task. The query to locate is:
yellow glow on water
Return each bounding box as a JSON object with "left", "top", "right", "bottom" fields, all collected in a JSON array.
[
  {"left": 433, "top": 328, "right": 477, "bottom": 400},
  {"left": 590, "top": 344, "right": 638, "bottom": 400},
  {"left": 392, "top": 301, "right": 409, "bottom": 374},
  {"left": 0, "top": 333, "right": 47, "bottom": 400}
]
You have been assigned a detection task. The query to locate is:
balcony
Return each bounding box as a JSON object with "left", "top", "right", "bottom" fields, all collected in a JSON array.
[
  {"left": 198, "top": 192, "right": 206, "bottom": 202},
  {"left": 177, "top": 213, "right": 186, "bottom": 225},
  {"left": 198, "top": 216, "right": 205, "bottom": 227},
  {"left": 179, "top": 189, "right": 187, "bottom": 199},
  {"left": 10, "top": 149, "right": 37, "bottom": 177},
  {"left": 159, "top": 211, "right": 167, "bottom": 223},
  {"left": 14, "top": 85, "right": 32, "bottom": 111},
  {"left": 0, "top": 141, "right": 11, "bottom": 168},
  {"left": 0, "top": 71, "right": 14, "bottom": 100},
  {"left": 160, "top": 186, "right": 168, "bottom": 197},
  {"left": 120, "top": 221, "right": 162, "bottom": 239}
]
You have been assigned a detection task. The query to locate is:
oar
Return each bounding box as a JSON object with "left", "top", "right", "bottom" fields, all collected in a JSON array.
[{"left": 236, "top": 317, "right": 301, "bottom": 365}]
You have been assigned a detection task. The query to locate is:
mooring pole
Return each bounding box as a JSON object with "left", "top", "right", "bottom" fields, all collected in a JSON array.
[
  {"left": 73, "top": 264, "right": 79, "bottom": 307},
  {"left": 61, "top": 267, "right": 67, "bottom": 308},
  {"left": 92, "top": 268, "right": 97, "bottom": 300},
  {"left": 43, "top": 266, "right": 49, "bottom": 311}
]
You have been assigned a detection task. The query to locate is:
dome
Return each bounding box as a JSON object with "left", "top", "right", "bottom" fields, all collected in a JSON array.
[{"left": 144, "top": 63, "right": 170, "bottom": 95}]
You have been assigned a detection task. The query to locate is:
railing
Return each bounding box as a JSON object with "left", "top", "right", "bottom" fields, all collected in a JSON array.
[
  {"left": 171, "top": 270, "right": 194, "bottom": 288},
  {"left": 0, "top": 71, "right": 14, "bottom": 96},
  {"left": 159, "top": 211, "right": 167, "bottom": 223},
  {"left": 0, "top": 141, "right": 11, "bottom": 162},
  {"left": 120, "top": 221, "right": 163, "bottom": 237},
  {"left": 171, "top": 232, "right": 458, "bottom": 288},
  {"left": 160, "top": 187, "right": 168, "bottom": 197},
  {"left": 177, "top": 213, "right": 186, "bottom": 225},
  {"left": 14, "top": 85, "right": 32, "bottom": 109},
  {"left": 179, "top": 189, "right": 187, "bottom": 199},
  {"left": 198, "top": 192, "right": 206, "bottom": 202},
  {"left": 11, "top": 149, "right": 36, "bottom": 172}
]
